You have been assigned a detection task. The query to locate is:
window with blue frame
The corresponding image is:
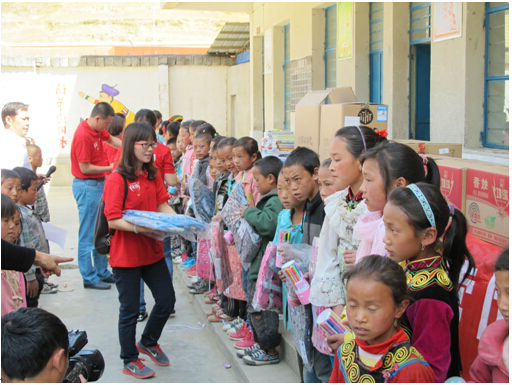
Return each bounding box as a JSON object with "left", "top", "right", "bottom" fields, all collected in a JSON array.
[
  {"left": 284, "top": 24, "right": 291, "bottom": 129},
  {"left": 483, "top": 2, "right": 509, "bottom": 149},
  {"left": 369, "top": 2, "right": 383, "bottom": 104},
  {"left": 410, "top": 2, "right": 431, "bottom": 45},
  {"left": 325, "top": 5, "right": 337, "bottom": 89}
]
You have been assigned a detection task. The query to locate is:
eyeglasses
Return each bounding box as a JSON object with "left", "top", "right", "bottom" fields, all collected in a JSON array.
[{"left": 134, "top": 142, "right": 157, "bottom": 150}]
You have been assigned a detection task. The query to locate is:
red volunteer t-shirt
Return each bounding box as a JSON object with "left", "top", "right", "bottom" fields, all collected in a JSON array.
[
  {"left": 111, "top": 143, "right": 174, "bottom": 182},
  {"left": 71, "top": 119, "right": 111, "bottom": 179},
  {"left": 103, "top": 170, "right": 169, "bottom": 267},
  {"left": 103, "top": 141, "right": 120, "bottom": 177}
]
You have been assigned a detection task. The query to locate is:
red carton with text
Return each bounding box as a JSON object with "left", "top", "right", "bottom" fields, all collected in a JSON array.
[
  {"left": 465, "top": 164, "right": 509, "bottom": 248},
  {"left": 434, "top": 157, "right": 467, "bottom": 213}
]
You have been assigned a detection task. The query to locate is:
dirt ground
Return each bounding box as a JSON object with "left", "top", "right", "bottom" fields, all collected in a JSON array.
[{"left": 1, "top": 2, "right": 249, "bottom": 44}]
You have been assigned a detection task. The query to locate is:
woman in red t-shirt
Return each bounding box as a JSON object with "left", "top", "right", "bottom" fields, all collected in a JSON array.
[{"left": 103, "top": 122, "right": 176, "bottom": 379}]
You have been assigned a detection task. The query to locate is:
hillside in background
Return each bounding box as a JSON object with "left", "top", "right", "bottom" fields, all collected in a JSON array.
[{"left": 1, "top": 2, "right": 249, "bottom": 44}]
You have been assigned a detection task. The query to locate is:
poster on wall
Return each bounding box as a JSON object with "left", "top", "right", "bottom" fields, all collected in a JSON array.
[
  {"left": 337, "top": 2, "right": 353, "bottom": 60},
  {"left": 264, "top": 29, "right": 272, "bottom": 74},
  {"left": 433, "top": 2, "right": 462, "bottom": 42}
]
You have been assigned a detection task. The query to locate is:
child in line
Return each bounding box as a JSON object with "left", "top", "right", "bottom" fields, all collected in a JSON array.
[
  {"left": 317, "top": 159, "right": 337, "bottom": 203},
  {"left": 13, "top": 167, "right": 52, "bottom": 306},
  {"left": 354, "top": 141, "right": 440, "bottom": 263},
  {"left": 232, "top": 137, "right": 262, "bottom": 207},
  {"left": 282, "top": 147, "right": 332, "bottom": 382},
  {"left": 311, "top": 126, "right": 384, "bottom": 318},
  {"left": 470, "top": 249, "right": 509, "bottom": 382},
  {"left": 1, "top": 194, "right": 26, "bottom": 316},
  {"left": 1, "top": 169, "right": 21, "bottom": 204},
  {"left": 26, "top": 144, "right": 51, "bottom": 223},
  {"left": 384, "top": 182, "right": 475, "bottom": 382},
  {"left": 191, "top": 132, "right": 212, "bottom": 187},
  {"left": 164, "top": 121, "right": 181, "bottom": 144},
  {"left": 329, "top": 255, "right": 435, "bottom": 383},
  {"left": 239, "top": 156, "right": 284, "bottom": 365}
]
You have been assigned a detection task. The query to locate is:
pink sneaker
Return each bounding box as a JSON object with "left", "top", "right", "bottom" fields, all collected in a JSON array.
[
  {"left": 204, "top": 287, "right": 217, "bottom": 296},
  {"left": 234, "top": 329, "right": 256, "bottom": 350},
  {"left": 206, "top": 304, "right": 222, "bottom": 316},
  {"left": 229, "top": 323, "right": 249, "bottom": 341}
]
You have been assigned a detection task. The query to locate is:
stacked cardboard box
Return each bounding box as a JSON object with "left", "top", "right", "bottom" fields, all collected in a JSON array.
[{"left": 393, "top": 139, "right": 462, "bottom": 158}]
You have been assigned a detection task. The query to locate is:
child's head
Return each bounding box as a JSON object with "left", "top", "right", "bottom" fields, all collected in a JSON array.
[
  {"left": 166, "top": 137, "right": 182, "bottom": 161},
  {"left": 360, "top": 142, "right": 440, "bottom": 212},
  {"left": 277, "top": 171, "right": 304, "bottom": 211},
  {"left": 176, "top": 135, "right": 186, "bottom": 153},
  {"left": 1, "top": 169, "right": 21, "bottom": 204},
  {"left": 343, "top": 254, "right": 411, "bottom": 345},
  {"left": 283, "top": 147, "right": 320, "bottom": 202},
  {"left": 210, "top": 135, "right": 224, "bottom": 156},
  {"left": 27, "top": 144, "right": 43, "bottom": 170},
  {"left": 166, "top": 121, "right": 181, "bottom": 141},
  {"left": 106, "top": 114, "right": 126, "bottom": 139},
  {"left": 179, "top": 119, "right": 193, "bottom": 147},
  {"left": 193, "top": 133, "right": 212, "bottom": 160},
  {"left": 195, "top": 123, "right": 217, "bottom": 140},
  {"left": 13, "top": 206, "right": 21, "bottom": 242},
  {"left": 211, "top": 137, "right": 227, "bottom": 174},
  {"left": 153, "top": 109, "right": 162, "bottom": 128},
  {"left": 233, "top": 137, "right": 261, "bottom": 173},
  {"left": 318, "top": 159, "right": 336, "bottom": 202},
  {"left": 252, "top": 156, "right": 282, "bottom": 196},
  {"left": 189, "top": 120, "right": 206, "bottom": 142},
  {"left": 12, "top": 167, "right": 38, "bottom": 207},
  {"left": 208, "top": 157, "right": 217, "bottom": 179},
  {"left": 217, "top": 137, "right": 237, "bottom": 175},
  {"left": 494, "top": 249, "right": 509, "bottom": 325},
  {"left": 330, "top": 126, "right": 385, "bottom": 191},
  {"left": 384, "top": 182, "right": 475, "bottom": 287},
  {"left": 1, "top": 194, "right": 17, "bottom": 243}
]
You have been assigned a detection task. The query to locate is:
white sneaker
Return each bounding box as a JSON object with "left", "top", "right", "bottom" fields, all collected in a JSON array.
[
  {"left": 41, "top": 283, "right": 58, "bottom": 294},
  {"left": 190, "top": 276, "right": 200, "bottom": 284},
  {"left": 223, "top": 316, "right": 245, "bottom": 332},
  {"left": 173, "top": 257, "right": 183, "bottom": 264}
]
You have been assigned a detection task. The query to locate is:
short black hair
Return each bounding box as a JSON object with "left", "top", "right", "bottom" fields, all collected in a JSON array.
[
  {"left": 2, "top": 308, "right": 69, "bottom": 381},
  {"left": 115, "top": 112, "right": 126, "bottom": 119},
  {"left": 12, "top": 167, "right": 38, "bottom": 191},
  {"left": 107, "top": 115, "right": 125, "bottom": 137},
  {"left": 254, "top": 156, "right": 283, "bottom": 181},
  {"left": 26, "top": 144, "right": 41, "bottom": 158},
  {"left": 195, "top": 123, "right": 217, "bottom": 138},
  {"left": 90, "top": 102, "right": 115, "bottom": 119},
  {"left": 134, "top": 109, "right": 157, "bottom": 128},
  {"left": 1, "top": 193, "right": 16, "bottom": 219},
  {"left": 167, "top": 137, "right": 177, "bottom": 145},
  {"left": 190, "top": 120, "right": 206, "bottom": 132},
  {"left": 283, "top": 147, "right": 320, "bottom": 175},
  {"left": 495, "top": 249, "right": 509, "bottom": 272},
  {"left": 153, "top": 110, "right": 162, "bottom": 120},
  {"left": 167, "top": 121, "right": 181, "bottom": 138},
  {"left": 1, "top": 169, "right": 20, "bottom": 184},
  {"left": 218, "top": 137, "right": 236, "bottom": 149},
  {"left": 194, "top": 132, "right": 213, "bottom": 145},
  {"left": 180, "top": 119, "right": 193, "bottom": 132},
  {"left": 2, "top": 102, "right": 29, "bottom": 127},
  {"left": 211, "top": 135, "right": 226, "bottom": 152}
]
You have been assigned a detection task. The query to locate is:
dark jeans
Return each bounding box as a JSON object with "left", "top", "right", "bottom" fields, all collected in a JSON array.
[
  {"left": 113, "top": 258, "right": 176, "bottom": 364},
  {"left": 247, "top": 278, "right": 281, "bottom": 351},
  {"left": 25, "top": 268, "right": 44, "bottom": 308}
]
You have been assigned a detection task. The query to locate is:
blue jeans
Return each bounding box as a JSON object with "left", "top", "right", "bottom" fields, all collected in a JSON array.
[
  {"left": 113, "top": 258, "right": 175, "bottom": 364},
  {"left": 139, "top": 236, "right": 173, "bottom": 313},
  {"left": 72, "top": 178, "right": 111, "bottom": 284}
]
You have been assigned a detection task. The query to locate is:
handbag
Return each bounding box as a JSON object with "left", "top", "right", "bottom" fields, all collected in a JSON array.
[{"left": 93, "top": 172, "right": 128, "bottom": 255}]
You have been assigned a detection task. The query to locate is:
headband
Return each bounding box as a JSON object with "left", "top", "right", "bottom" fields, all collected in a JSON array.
[
  {"left": 448, "top": 204, "right": 455, "bottom": 216},
  {"left": 356, "top": 126, "right": 367, "bottom": 153},
  {"left": 407, "top": 184, "right": 436, "bottom": 228}
]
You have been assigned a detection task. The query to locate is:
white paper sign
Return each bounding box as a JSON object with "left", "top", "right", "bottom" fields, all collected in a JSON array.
[
  {"left": 344, "top": 116, "right": 360, "bottom": 126},
  {"left": 42, "top": 222, "right": 67, "bottom": 249}
]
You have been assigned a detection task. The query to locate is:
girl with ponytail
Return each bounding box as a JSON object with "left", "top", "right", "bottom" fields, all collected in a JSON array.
[{"left": 383, "top": 182, "right": 475, "bottom": 382}]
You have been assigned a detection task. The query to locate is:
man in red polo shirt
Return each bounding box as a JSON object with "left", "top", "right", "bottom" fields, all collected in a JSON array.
[{"left": 71, "top": 102, "right": 121, "bottom": 290}]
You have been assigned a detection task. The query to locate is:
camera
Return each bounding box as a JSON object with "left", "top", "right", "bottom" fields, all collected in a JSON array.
[{"left": 63, "top": 330, "right": 105, "bottom": 383}]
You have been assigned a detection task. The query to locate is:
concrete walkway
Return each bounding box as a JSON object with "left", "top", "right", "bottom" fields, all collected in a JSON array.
[{"left": 40, "top": 187, "right": 239, "bottom": 383}]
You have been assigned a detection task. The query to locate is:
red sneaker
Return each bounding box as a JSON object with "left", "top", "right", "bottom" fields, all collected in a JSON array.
[
  {"left": 204, "top": 293, "right": 219, "bottom": 304},
  {"left": 234, "top": 328, "right": 256, "bottom": 350},
  {"left": 208, "top": 309, "right": 235, "bottom": 323},
  {"left": 186, "top": 266, "right": 197, "bottom": 277},
  {"left": 206, "top": 304, "right": 222, "bottom": 316},
  {"left": 229, "top": 323, "right": 249, "bottom": 341},
  {"left": 204, "top": 287, "right": 217, "bottom": 296}
]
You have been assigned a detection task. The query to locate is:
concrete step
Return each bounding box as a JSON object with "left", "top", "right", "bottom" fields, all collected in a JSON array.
[{"left": 175, "top": 264, "right": 301, "bottom": 383}]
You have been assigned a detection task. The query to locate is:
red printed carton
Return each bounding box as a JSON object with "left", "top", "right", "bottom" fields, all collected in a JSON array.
[
  {"left": 433, "top": 157, "right": 467, "bottom": 213},
  {"left": 465, "top": 164, "right": 509, "bottom": 248}
]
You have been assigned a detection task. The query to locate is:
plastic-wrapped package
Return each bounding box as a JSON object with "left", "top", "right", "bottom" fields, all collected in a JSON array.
[
  {"left": 211, "top": 222, "right": 227, "bottom": 293},
  {"left": 252, "top": 243, "right": 282, "bottom": 312},
  {"left": 122, "top": 210, "right": 210, "bottom": 242},
  {"left": 189, "top": 178, "right": 215, "bottom": 223},
  {"left": 224, "top": 242, "right": 247, "bottom": 301},
  {"left": 221, "top": 181, "right": 262, "bottom": 269},
  {"left": 289, "top": 304, "right": 314, "bottom": 372},
  {"left": 196, "top": 237, "right": 214, "bottom": 281},
  {"left": 277, "top": 243, "right": 312, "bottom": 299}
]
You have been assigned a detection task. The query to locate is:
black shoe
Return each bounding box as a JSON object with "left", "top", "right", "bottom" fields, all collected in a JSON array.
[
  {"left": 137, "top": 311, "right": 148, "bottom": 322},
  {"left": 169, "top": 309, "right": 176, "bottom": 318},
  {"left": 189, "top": 280, "right": 208, "bottom": 295},
  {"left": 102, "top": 275, "right": 116, "bottom": 284},
  {"left": 84, "top": 281, "right": 111, "bottom": 290}
]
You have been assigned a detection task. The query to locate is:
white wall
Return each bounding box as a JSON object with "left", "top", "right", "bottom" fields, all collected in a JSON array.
[{"left": 227, "top": 62, "right": 251, "bottom": 138}]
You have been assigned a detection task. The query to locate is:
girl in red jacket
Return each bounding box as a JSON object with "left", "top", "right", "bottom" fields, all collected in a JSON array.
[
  {"left": 329, "top": 255, "right": 435, "bottom": 383},
  {"left": 470, "top": 249, "right": 509, "bottom": 383}
]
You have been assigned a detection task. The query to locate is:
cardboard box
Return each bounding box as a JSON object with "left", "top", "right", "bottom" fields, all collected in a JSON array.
[
  {"left": 294, "top": 90, "right": 338, "bottom": 154},
  {"left": 465, "top": 163, "right": 509, "bottom": 248},
  {"left": 319, "top": 88, "right": 387, "bottom": 161},
  {"left": 393, "top": 139, "right": 462, "bottom": 158},
  {"left": 432, "top": 156, "right": 468, "bottom": 214}
]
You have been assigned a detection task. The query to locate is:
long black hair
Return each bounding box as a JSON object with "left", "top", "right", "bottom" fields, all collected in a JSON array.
[
  {"left": 388, "top": 182, "right": 475, "bottom": 287},
  {"left": 334, "top": 125, "right": 386, "bottom": 159}
]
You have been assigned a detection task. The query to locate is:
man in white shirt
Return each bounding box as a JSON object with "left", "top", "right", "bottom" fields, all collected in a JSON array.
[{"left": 1, "top": 102, "right": 32, "bottom": 170}]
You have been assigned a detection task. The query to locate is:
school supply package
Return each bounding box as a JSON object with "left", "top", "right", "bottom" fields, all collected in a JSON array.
[
  {"left": 252, "top": 243, "right": 283, "bottom": 312},
  {"left": 221, "top": 181, "right": 262, "bottom": 270},
  {"left": 189, "top": 178, "right": 215, "bottom": 223},
  {"left": 277, "top": 243, "right": 312, "bottom": 304}
]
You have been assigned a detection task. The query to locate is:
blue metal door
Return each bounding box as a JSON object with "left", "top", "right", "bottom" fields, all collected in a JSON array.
[{"left": 415, "top": 44, "right": 431, "bottom": 140}]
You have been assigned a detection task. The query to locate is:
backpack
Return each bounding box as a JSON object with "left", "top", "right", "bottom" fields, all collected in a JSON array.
[{"left": 93, "top": 172, "right": 128, "bottom": 255}]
